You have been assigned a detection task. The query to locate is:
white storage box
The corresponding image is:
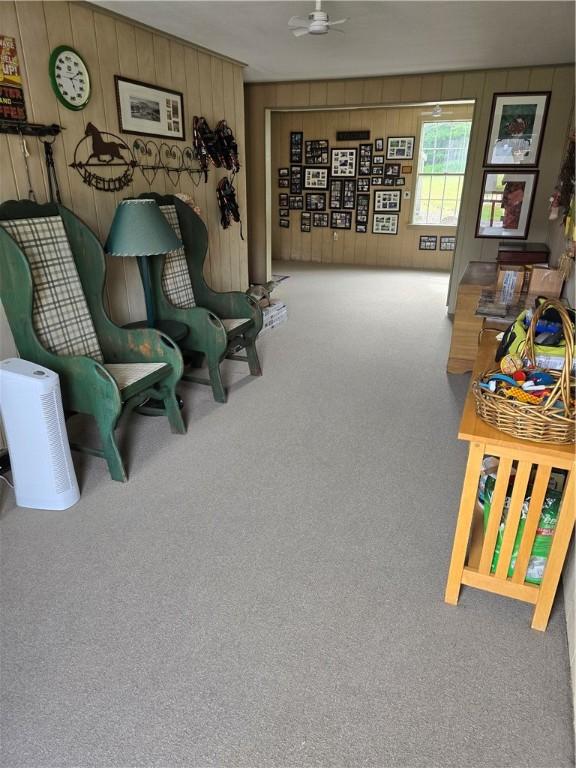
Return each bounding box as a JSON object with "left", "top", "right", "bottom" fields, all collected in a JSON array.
[{"left": 262, "top": 300, "right": 288, "bottom": 333}]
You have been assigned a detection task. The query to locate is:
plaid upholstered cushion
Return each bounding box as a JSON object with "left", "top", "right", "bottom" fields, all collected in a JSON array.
[
  {"left": 159, "top": 205, "right": 196, "bottom": 309},
  {"left": 1, "top": 216, "right": 103, "bottom": 363}
]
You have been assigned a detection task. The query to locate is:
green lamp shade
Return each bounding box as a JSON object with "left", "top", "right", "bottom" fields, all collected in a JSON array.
[{"left": 105, "top": 199, "right": 182, "bottom": 257}]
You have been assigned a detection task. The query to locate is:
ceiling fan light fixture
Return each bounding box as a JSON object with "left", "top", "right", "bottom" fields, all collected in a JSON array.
[{"left": 288, "top": 0, "right": 347, "bottom": 37}]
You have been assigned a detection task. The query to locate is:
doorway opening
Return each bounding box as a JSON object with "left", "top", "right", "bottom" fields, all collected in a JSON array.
[{"left": 265, "top": 99, "right": 476, "bottom": 296}]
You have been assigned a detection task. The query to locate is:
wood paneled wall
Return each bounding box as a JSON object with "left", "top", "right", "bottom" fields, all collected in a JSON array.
[
  {"left": 245, "top": 66, "right": 575, "bottom": 311},
  {"left": 0, "top": 1, "right": 248, "bottom": 361},
  {"left": 271, "top": 103, "right": 473, "bottom": 271}
]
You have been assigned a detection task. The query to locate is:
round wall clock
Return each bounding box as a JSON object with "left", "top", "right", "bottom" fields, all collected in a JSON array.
[{"left": 49, "top": 45, "right": 91, "bottom": 111}]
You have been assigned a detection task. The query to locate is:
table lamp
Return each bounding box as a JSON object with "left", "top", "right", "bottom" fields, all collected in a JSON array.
[{"left": 105, "top": 199, "right": 182, "bottom": 327}]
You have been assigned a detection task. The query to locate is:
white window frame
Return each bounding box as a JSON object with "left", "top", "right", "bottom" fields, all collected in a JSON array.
[{"left": 411, "top": 119, "right": 472, "bottom": 227}]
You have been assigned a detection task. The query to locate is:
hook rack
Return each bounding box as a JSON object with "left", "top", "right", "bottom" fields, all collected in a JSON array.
[{"left": 0, "top": 121, "right": 62, "bottom": 137}]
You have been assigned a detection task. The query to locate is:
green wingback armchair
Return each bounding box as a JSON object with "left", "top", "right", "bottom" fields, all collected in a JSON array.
[
  {"left": 0, "top": 199, "right": 186, "bottom": 482},
  {"left": 136, "top": 193, "right": 263, "bottom": 403}
]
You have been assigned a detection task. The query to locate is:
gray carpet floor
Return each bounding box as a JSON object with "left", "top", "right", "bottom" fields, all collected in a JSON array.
[{"left": 1, "top": 263, "right": 574, "bottom": 768}]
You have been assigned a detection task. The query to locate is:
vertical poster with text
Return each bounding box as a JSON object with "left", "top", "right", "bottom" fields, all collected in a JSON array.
[{"left": 0, "top": 35, "right": 27, "bottom": 122}]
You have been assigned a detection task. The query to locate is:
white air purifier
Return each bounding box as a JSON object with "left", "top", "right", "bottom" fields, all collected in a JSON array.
[{"left": 0, "top": 358, "right": 80, "bottom": 510}]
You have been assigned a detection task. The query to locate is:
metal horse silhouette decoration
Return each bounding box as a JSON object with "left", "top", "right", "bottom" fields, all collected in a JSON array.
[{"left": 70, "top": 123, "right": 204, "bottom": 192}]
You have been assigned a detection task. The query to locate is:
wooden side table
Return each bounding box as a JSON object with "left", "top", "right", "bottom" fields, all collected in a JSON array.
[{"left": 445, "top": 330, "right": 576, "bottom": 631}]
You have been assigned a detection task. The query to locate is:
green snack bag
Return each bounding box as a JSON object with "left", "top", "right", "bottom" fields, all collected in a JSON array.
[{"left": 483, "top": 475, "right": 561, "bottom": 584}]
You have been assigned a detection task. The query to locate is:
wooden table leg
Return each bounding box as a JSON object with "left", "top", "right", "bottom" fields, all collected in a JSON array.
[
  {"left": 445, "top": 441, "right": 486, "bottom": 605},
  {"left": 531, "top": 469, "right": 576, "bottom": 631}
]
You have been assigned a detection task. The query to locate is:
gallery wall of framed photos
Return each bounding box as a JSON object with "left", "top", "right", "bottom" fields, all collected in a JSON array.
[{"left": 271, "top": 103, "right": 474, "bottom": 271}]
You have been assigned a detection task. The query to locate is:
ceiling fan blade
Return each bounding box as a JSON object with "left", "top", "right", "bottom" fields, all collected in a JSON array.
[
  {"left": 328, "top": 27, "right": 345, "bottom": 33},
  {"left": 327, "top": 18, "right": 348, "bottom": 26},
  {"left": 288, "top": 16, "right": 309, "bottom": 27},
  {"left": 292, "top": 27, "right": 310, "bottom": 36}
]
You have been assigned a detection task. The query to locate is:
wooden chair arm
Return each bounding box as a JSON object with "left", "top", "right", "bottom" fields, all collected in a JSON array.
[
  {"left": 99, "top": 326, "right": 184, "bottom": 382},
  {"left": 199, "top": 291, "right": 263, "bottom": 331},
  {"left": 177, "top": 306, "right": 228, "bottom": 355},
  {"left": 40, "top": 352, "right": 122, "bottom": 418}
]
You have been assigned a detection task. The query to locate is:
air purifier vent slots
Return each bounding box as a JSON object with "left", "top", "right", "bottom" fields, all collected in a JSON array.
[{"left": 41, "top": 390, "right": 71, "bottom": 493}]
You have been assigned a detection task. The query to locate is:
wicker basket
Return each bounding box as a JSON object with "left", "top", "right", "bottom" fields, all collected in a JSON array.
[{"left": 473, "top": 299, "right": 575, "bottom": 444}]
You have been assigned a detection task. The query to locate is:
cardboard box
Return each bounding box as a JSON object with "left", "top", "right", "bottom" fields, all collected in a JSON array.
[{"left": 527, "top": 266, "right": 564, "bottom": 299}]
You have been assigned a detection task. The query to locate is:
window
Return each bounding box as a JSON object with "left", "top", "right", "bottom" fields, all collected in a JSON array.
[{"left": 412, "top": 120, "right": 472, "bottom": 226}]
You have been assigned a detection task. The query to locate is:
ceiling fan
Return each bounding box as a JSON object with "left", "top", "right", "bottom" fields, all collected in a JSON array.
[
  {"left": 421, "top": 104, "right": 454, "bottom": 118},
  {"left": 288, "top": 0, "right": 348, "bottom": 37}
]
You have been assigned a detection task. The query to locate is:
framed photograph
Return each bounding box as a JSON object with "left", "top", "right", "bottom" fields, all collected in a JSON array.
[
  {"left": 440, "top": 236, "right": 456, "bottom": 251},
  {"left": 419, "top": 235, "right": 437, "bottom": 250},
  {"left": 384, "top": 162, "right": 401, "bottom": 177},
  {"left": 329, "top": 179, "right": 343, "bottom": 209},
  {"left": 279, "top": 193, "right": 289, "bottom": 207},
  {"left": 289, "top": 195, "right": 304, "bottom": 210},
  {"left": 305, "top": 139, "right": 329, "bottom": 165},
  {"left": 301, "top": 212, "right": 311, "bottom": 232},
  {"left": 279, "top": 219, "right": 289, "bottom": 229},
  {"left": 279, "top": 208, "right": 289, "bottom": 218},
  {"left": 342, "top": 179, "right": 356, "bottom": 210},
  {"left": 402, "top": 165, "right": 413, "bottom": 174},
  {"left": 305, "top": 192, "right": 326, "bottom": 211},
  {"left": 386, "top": 136, "right": 415, "bottom": 160},
  {"left": 115, "top": 76, "right": 184, "bottom": 140},
  {"left": 371, "top": 166, "right": 383, "bottom": 176},
  {"left": 382, "top": 177, "right": 394, "bottom": 187},
  {"left": 371, "top": 177, "right": 384, "bottom": 186},
  {"left": 312, "top": 212, "right": 329, "bottom": 227},
  {"left": 395, "top": 177, "right": 406, "bottom": 187},
  {"left": 359, "top": 143, "right": 373, "bottom": 176},
  {"left": 331, "top": 211, "right": 352, "bottom": 229},
  {"left": 484, "top": 92, "right": 550, "bottom": 167},
  {"left": 290, "top": 165, "right": 303, "bottom": 194},
  {"left": 375, "top": 138, "right": 384, "bottom": 152},
  {"left": 356, "top": 194, "right": 370, "bottom": 232},
  {"left": 372, "top": 155, "right": 384, "bottom": 165},
  {"left": 357, "top": 177, "right": 370, "bottom": 193},
  {"left": 304, "top": 167, "right": 329, "bottom": 190},
  {"left": 374, "top": 189, "right": 401, "bottom": 213},
  {"left": 373, "top": 213, "right": 398, "bottom": 235},
  {"left": 290, "top": 131, "right": 303, "bottom": 163},
  {"left": 279, "top": 167, "right": 290, "bottom": 177},
  {"left": 476, "top": 170, "right": 538, "bottom": 239},
  {"left": 278, "top": 178, "right": 289, "bottom": 188},
  {"left": 331, "top": 148, "right": 357, "bottom": 177}
]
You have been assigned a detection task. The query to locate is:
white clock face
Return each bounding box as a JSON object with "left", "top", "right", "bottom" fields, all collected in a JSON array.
[{"left": 54, "top": 50, "right": 90, "bottom": 108}]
